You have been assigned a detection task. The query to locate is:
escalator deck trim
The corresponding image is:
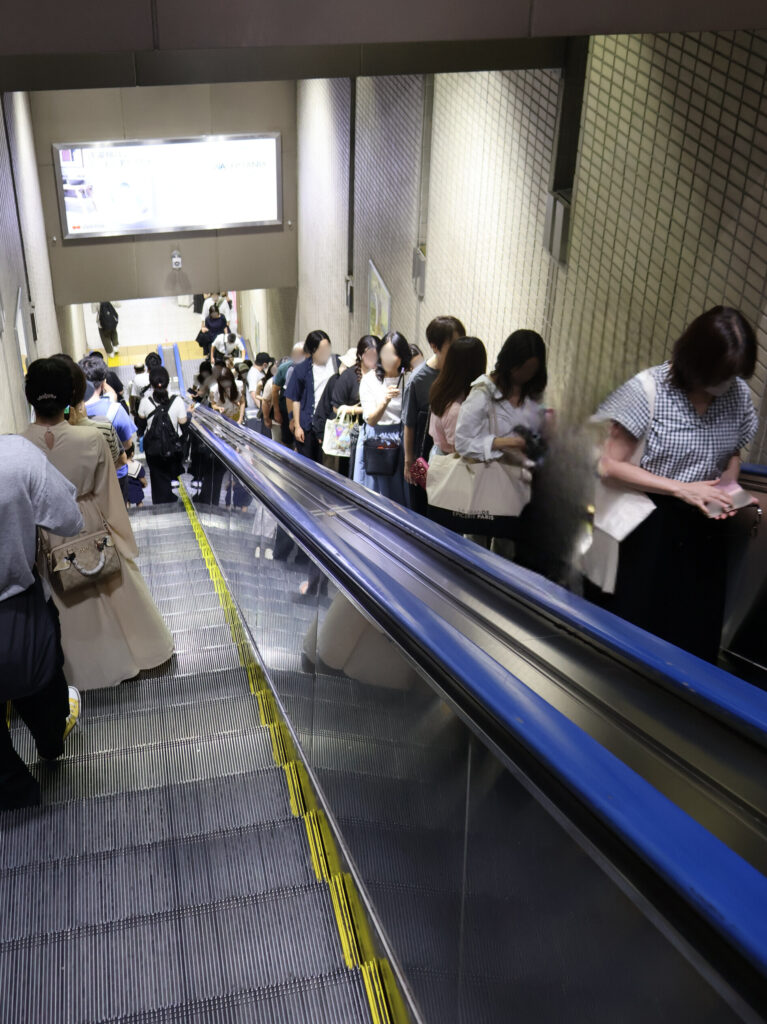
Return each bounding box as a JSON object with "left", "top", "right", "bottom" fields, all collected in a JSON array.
[{"left": 177, "top": 482, "right": 410, "bottom": 1024}]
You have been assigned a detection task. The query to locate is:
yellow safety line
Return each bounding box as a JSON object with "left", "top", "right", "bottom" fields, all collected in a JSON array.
[{"left": 177, "top": 482, "right": 409, "bottom": 1024}]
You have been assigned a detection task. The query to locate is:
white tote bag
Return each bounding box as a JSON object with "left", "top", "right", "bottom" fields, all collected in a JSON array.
[
  {"left": 582, "top": 369, "right": 657, "bottom": 593},
  {"left": 427, "top": 452, "right": 531, "bottom": 517}
]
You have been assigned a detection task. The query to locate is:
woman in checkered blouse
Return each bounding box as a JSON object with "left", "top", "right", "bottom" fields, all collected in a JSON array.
[{"left": 590, "top": 306, "right": 760, "bottom": 662}]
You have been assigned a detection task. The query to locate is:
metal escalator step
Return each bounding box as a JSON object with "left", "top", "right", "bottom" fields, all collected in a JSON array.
[
  {"left": 98, "top": 969, "right": 373, "bottom": 1024},
  {"left": 13, "top": 727, "right": 279, "bottom": 805},
  {"left": 0, "top": 770, "right": 296, "bottom": 871},
  {"left": 0, "top": 819, "right": 316, "bottom": 943},
  {"left": 11, "top": 693, "right": 267, "bottom": 762},
  {"left": 0, "top": 886, "right": 350, "bottom": 1023},
  {"left": 81, "top": 668, "right": 252, "bottom": 718}
]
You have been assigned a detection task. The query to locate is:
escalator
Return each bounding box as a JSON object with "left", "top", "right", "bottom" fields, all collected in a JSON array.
[{"left": 3, "top": 404, "right": 767, "bottom": 1023}]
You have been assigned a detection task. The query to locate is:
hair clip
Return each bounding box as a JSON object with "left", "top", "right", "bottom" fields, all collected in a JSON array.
[{"left": 36, "top": 392, "right": 58, "bottom": 401}]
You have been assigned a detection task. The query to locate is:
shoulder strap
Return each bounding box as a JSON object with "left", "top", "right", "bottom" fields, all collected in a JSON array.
[
  {"left": 106, "top": 402, "right": 120, "bottom": 423},
  {"left": 631, "top": 369, "right": 657, "bottom": 465}
]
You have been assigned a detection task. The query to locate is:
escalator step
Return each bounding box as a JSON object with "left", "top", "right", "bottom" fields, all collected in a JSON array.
[{"left": 0, "top": 770, "right": 297, "bottom": 872}]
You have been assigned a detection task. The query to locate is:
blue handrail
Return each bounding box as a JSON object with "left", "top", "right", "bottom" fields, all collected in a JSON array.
[
  {"left": 173, "top": 343, "right": 186, "bottom": 394},
  {"left": 742, "top": 463, "right": 767, "bottom": 478},
  {"left": 191, "top": 414, "right": 767, "bottom": 975},
  {"left": 192, "top": 411, "right": 767, "bottom": 744},
  {"left": 157, "top": 344, "right": 165, "bottom": 367}
]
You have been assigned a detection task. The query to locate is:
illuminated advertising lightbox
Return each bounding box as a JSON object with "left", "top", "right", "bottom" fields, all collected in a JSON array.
[{"left": 53, "top": 133, "right": 282, "bottom": 240}]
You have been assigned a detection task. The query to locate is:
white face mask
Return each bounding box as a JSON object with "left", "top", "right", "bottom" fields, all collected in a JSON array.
[{"left": 705, "top": 378, "right": 734, "bottom": 397}]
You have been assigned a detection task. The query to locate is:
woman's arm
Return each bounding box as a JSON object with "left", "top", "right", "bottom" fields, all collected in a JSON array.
[
  {"left": 454, "top": 389, "right": 522, "bottom": 461},
  {"left": 599, "top": 422, "right": 733, "bottom": 514}
]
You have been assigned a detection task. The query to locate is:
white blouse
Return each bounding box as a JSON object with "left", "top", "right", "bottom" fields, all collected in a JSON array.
[
  {"left": 454, "top": 375, "right": 545, "bottom": 462},
  {"left": 360, "top": 373, "right": 410, "bottom": 427}
]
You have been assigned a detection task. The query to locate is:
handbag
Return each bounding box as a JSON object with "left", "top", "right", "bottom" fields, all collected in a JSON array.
[
  {"left": 582, "top": 369, "right": 657, "bottom": 593},
  {"left": 322, "top": 412, "right": 355, "bottom": 457},
  {"left": 409, "top": 408, "right": 432, "bottom": 489},
  {"left": 42, "top": 521, "right": 121, "bottom": 594},
  {"left": 196, "top": 330, "right": 208, "bottom": 348},
  {"left": 363, "top": 433, "right": 401, "bottom": 475}
]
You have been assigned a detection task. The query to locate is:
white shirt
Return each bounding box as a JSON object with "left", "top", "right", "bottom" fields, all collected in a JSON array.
[
  {"left": 202, "top": 296, "right": 231, "bottom": 322},
  {"left": 211, "top": 334, "right": 245, "bottom": 359},
  {"left": 138, "top": 394, "right": 188, "bottom": 435},
  {"left": 312, "top": 360, "right": 336, "bottom": 411},
  {"left": 360, "top": 373, "right": 409, "bottom": 426},
  {"left": 129, "top": 371, "right": 150, "bottom": 399},
  {"left": 455, "top": 374, "right": 545, "bottom": 462},
  {"left": 247, "top": 366, "right": 264, "bottom": 396}
]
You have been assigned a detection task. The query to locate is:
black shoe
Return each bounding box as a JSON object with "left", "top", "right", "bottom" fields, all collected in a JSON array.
[{"left": 0, "top": 775, "right": 41, "bottom": 811}]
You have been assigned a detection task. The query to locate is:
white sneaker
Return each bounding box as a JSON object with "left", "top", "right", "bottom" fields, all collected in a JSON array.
[{"left": 63, "top": 686, "right": 81, "bottom": 741}]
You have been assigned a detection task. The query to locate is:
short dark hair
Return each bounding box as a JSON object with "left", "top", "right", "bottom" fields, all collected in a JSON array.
[
  {"left": 25, "top": 358, "right": 73, "bottom": 417},
  {"left": 51, "top": 353, "right": 87, "bottom": 407},
  {"left": 429, "top": 337, "right": 488, "bottom": 417},
  {"left": 145, "top": 352, "right": 162, "bottom": 370},
  {"left": 304, "top": 330, "right": 330, "bottom": 356},
  {"left": 494, "top": 330, "right": 547, "bottom": 402},
  {"left": 377, "top": 331, "right": 411, "bottom": 381},
  {"left": 425, "top": 316, "right": 466, "bottom": 352},
  {"left": 79, "top": 354, "right": 107, "bottom": 384},
  {"left": 670, "top": 306, "right": 757, "bottom": 391},
  {"left": 227, "top": 333, "right": 237, "bottom": 345}
]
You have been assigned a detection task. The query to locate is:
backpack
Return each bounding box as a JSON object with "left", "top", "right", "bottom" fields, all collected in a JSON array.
[
  {"left": 99, "top": 303, "right": 118, "bottom": 332},
  {"left": 144, "top": 399, "right": 183, "bottom": 459}
]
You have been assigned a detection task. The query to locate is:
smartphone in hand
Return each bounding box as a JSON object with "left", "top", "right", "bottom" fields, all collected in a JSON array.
[{"left": 706, "top": 480, "right": 754, "bottom": 517}]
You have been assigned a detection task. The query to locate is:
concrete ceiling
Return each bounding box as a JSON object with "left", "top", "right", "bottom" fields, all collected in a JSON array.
[{"left": 1, "top": 0, "right": 766, "bottom": 89}]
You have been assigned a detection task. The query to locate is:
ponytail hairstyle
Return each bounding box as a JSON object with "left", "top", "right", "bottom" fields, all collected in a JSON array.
[
  {"left": 149, "top": 366, "right": 171, "bottom": 405},
  {"left": 375, "top": 331, "right": 412, "bottom": 382},
  {"left": 354, "top": 335, "right": 379, "bottom": 381}
]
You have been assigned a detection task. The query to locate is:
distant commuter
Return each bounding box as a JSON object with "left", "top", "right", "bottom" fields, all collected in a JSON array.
[
  {"left": 403, "top": 315, "right": 466, "bottom": 514},
  {"left": 212, "top": 331, "right": 246, "bottom": 361},
  {"left": 354, "top": 331, "right": 412, "bottom": 504},
  {"left": 22, "top": 358, "right": 173, "bottom": 690},
  {"left": 96, "top": 301, "right": 119, "bottom": 355},
  {"left": 270, "top": 345, "right": 304, "bottom": 444},
  {"left": 586, "top": 306, "right": 760, "bottom": 663},
  {"left": 129, "top": 352, "right": 162, "bottom": 420},
  {"left": 198, "top": 304, "right": 228, "bottom": 357},
  {"left": 138, "top": 366, "right": 188, "bottom": 504},
  {"left": 80, "top": 355, "right": 136, "bottom": 500},
  {"left": 286, "top": 331, "right": 340, "bottom": 462},
  {"left": 0, "top": 435, "right": 83, "bottom": 811}
]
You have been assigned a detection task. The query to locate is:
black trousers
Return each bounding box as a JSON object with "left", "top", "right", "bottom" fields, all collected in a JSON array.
[
  {"left": 147, "top": 455, "right": 180, "bottom": 504},
  {"left": 593, "top": 495, "right": 727, "bottom": 663},
  {"left": 98, "top": 327, "right": 118, "bottom": 354},
  {"left": 295, "top": 428, "right": 323, "bottom": 463},
  {"left": 1, "top": 593, "right": 69, "bottom": 810}
]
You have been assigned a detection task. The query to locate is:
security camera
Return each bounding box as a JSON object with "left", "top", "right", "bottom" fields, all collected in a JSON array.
[{"left": 171, "top": 250, "right": 182, "bottom": 270}]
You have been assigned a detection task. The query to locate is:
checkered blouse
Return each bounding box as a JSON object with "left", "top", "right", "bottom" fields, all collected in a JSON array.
[{"left": 594, "top": 363, "right": 758, "bottom": 483}]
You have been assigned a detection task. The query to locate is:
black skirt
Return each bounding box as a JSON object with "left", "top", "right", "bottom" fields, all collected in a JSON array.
[{"left": 602, "top": 494, "right": 728, "bottom": 663}]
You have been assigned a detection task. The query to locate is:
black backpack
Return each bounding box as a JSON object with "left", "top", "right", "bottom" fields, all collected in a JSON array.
[
  {"left": 144, "top": 399, "right": 183, "bottom": 459},
  {"left": 99, "top": 303, "right": 118, "bottom": 331}
]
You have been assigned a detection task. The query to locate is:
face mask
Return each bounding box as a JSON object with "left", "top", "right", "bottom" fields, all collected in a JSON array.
[{"left": 705, "top": 378, "right": 734, "bottom": 397}]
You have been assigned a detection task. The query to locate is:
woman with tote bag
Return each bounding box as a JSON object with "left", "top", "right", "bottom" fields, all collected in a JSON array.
[{"left": 431, "top": 330, "right": 548, "bottom": 544}]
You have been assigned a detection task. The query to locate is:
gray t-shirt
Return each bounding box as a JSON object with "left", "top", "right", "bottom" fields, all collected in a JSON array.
[
  {"left": 0, "top": 436, "right": 83, "bottom": 601},
  {"left": 402, "top": 362, "right": 439, "bottom": 455}
]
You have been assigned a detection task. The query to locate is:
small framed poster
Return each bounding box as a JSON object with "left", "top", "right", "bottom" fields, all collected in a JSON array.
[{"left": 368, "top": 260, "right": 391, "bottom": 338}]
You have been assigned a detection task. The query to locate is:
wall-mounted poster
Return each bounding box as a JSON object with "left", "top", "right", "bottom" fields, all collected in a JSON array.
[{"left": 368, "top": 261, "right": 391, "bottom": 338}]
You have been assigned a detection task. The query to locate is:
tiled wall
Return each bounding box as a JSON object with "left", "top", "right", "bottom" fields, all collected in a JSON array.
[
  {"left": 550, "top": 31, "right": 767, "bottom": 460},
  {"left": 296, "top": 78, "right": 353, "bottom": 351},
  {"left": 352, "top": 75, "right": 425, "bottom": 348},
  {"left": 0, "top": 101, "right": 34, "bottom": 434},
  {"left": 422, "top": 70, "right": 559, "bottom": 357}
]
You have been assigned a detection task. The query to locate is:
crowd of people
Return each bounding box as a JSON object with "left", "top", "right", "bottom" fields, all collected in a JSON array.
[{"left": 0, "top": 304, "right": 761, "bottom": 811}]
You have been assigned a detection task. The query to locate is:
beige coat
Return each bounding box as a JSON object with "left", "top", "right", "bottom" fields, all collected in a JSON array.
[{"left": 22, "top": 421, "right": 173, "bottom": 689}]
